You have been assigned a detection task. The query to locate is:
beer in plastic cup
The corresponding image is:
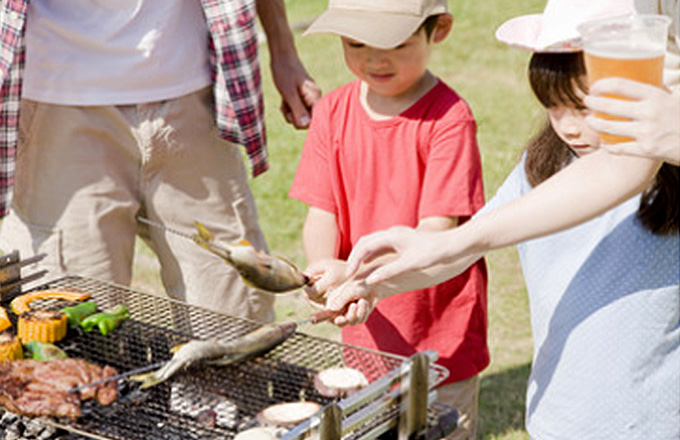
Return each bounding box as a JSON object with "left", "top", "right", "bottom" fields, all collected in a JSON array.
[{"left": 578, "top": 15, "right": 671, "bottom": 144}]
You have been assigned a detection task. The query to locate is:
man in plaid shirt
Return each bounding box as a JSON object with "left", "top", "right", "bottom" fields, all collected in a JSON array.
[{"left": 0, "top": 0, "right": 320, "bottom": 322}]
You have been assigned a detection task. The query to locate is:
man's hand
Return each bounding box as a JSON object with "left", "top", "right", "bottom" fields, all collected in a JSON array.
[
  {"left": 256, "top": 0, "right": 322, "bottom": 129},
  {"left": 270, "top": 54, "right": 322, "bottom": 128}
]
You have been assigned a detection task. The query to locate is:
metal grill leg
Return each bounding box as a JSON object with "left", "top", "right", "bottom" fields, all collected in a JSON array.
[
  {"left": 399, "top": 352, "right": 429, "bottom": 440},
  {"left": 319, "top": 403, "right": 343, "bottom": 440}
]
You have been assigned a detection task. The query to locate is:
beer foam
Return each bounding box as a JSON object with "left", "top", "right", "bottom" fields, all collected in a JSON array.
[{"left": 586, "top": 41, "right": 665, "bottom": 59}]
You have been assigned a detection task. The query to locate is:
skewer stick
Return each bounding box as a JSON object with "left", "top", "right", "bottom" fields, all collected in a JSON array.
[{"left": 67, "top": 361, "right": 166, "bottom": 394}]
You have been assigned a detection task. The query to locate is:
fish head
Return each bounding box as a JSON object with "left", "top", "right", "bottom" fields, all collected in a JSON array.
[{"left": 277, "top": 321, "right": 298, "bottom": 339}]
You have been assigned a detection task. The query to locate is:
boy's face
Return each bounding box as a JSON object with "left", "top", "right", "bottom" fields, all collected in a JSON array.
[{"left": 341, "top": 28, "right": 435, "bottom": 98}]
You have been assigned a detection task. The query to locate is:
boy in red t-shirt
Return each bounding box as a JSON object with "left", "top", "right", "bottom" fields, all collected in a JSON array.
[{"left": 289, "top": 1, "right": 488, "bottom": 437}]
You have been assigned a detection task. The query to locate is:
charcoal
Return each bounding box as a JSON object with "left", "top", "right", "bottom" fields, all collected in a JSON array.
[
  {"left": 1, "top": 410, "right": 19, "bottom": 427},
  {"left": 170, "top": 381, "right": 239, "bottom": 429}
]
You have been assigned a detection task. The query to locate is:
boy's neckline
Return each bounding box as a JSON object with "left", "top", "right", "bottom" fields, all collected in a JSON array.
[{"left": 359, "top": 72, "right": 439, "bottom": 121}]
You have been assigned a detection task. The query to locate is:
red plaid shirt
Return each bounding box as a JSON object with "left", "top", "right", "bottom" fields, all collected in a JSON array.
[{"left": 0, "top": 0, "right": 268, "bottom": 218}]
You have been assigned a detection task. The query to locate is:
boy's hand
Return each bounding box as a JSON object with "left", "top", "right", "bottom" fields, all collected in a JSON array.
[
  {"left": 325, "top": 279, "right": 378, "bottom": 326},
  {"left": 303, "top": 259, "right": 348, "bottom": 305}
]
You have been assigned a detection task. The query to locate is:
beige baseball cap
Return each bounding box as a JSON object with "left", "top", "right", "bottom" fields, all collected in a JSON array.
[{"left": 304, "top": 0, "right": 448, "bottom": 49}]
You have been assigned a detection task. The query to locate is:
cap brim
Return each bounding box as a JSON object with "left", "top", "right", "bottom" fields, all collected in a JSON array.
[
  {"left": 304, "top": 9, "right": 425, "bottom": 49},
  {"left": 495, "top": 14, "right": 581, "bottom": 53}
]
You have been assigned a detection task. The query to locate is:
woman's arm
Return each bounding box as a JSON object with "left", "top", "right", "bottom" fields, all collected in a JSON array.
[{"left": 345, "top": 150, "right": 661, "bottom": 288}]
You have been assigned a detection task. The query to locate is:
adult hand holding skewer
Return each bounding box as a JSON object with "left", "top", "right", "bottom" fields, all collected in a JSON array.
[{"left": 584, "top": 77, "right": 680, "bottom": 166}]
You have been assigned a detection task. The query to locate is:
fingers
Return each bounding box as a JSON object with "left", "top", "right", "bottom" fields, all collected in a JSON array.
[
  {"left": 280, "top": 102, "right": 297, "bottom": 126},
  {"left": 303, "top": 284, "right": 326, "bottom": 306},
  {"left": 584, "top": 95, "right": 641, "bottom": 120},
  {"left": 365, "top": 259, "right": 411, "bottom": 285},
  {"left": 304, "top": 259, "right": 349, "bottom": 302},
  {"left": 599, "top": 141, "right": 647, "bottom": 158},
  {"left": 331, "top": 299, "right": 371, "bottom": 326},
  {"left": 588, "top": 77, "right": 664, "bottom": 100},
  {"left": 326, "top": 279, "right": 369, "bottom": 311},
  {"left": 280, "top": 97, "right": 310, "bottom": 129},
  {"left": 346, "top": 232, "right": 398, "bottom": 276},
  {"left": 585, "top": 114, "right": 638, "bottom": 138},
  {"left": 300, "top": 79, "right": 322, "bottom": 108},
  {"left": 311, "top": 276, "right": 333, "bottom": 296},
  {"left": 279, "top": 79, "right": 321, "bottom": 129}
]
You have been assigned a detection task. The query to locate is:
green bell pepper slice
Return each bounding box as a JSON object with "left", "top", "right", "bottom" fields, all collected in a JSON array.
[
  {"left": 80, "top": 305, "right": 130, "bottom": 335},
  {"left": 24, "top": 341, "right": 68, "bottom": 361},
  {"left": 60, "top": 301, "right": 98, "bottom": 327}
]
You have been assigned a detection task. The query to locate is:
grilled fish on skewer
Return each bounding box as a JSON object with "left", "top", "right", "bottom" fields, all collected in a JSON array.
[
  {"left": 132, "top": 321, "right": 297, "bottom": 389},
  {"left": 193, "top": 222, "right": 310, "bottom": 293}
]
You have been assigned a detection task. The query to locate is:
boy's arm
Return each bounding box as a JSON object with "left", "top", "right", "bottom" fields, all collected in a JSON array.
[
  {"left": 301, "top": 207, "right": 347, "bottom": 300},
  {"left": 302, "top": 207, "right": 338, "bottom": 264}
]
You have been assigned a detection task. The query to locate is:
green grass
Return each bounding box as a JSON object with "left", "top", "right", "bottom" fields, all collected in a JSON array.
[{"left": 131, "top": 1, "right": 547, "bottom": 438}]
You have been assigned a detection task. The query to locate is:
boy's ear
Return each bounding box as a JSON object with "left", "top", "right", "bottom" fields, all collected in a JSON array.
[{"left": 432, "top": 13, "right": 453, "bottom": 43}]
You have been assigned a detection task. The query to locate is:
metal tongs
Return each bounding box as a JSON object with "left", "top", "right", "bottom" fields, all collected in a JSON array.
[
  {"left": 0, "top": 252, "right": 48, "bottom": 297},
  {"left": 138, "top": 217, "right": 311, "bottom": 293}
]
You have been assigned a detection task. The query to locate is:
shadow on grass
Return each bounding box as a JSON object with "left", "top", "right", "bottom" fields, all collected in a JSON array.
[{"left": 478, "top": 362, "right": 531, "bottom": 439}]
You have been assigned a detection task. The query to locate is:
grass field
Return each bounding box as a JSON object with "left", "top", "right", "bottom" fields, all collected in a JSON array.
[{"left": 131, "top": 1, "right": 547, "bottom": 438}]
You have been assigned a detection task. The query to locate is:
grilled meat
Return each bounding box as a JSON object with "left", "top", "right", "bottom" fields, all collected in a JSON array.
[{"left": 0, "top": 359, "right": 118, "bottom": 420}]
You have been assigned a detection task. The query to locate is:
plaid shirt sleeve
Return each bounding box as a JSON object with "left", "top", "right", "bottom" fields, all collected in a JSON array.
[
  {"left": 0, "top": 0, "right": 28, "bottom": 218},
  {"left": 202, "top": 0, "right": 269, "bottom": 177}
]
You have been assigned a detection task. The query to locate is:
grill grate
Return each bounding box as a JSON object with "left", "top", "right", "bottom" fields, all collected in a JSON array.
[{"left": 1, "top": 276, "right": 449, "bottom": 440}]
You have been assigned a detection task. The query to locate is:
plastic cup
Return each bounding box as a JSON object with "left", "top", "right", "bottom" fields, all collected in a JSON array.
[{"left": 578, "top": 14, "right": 671, "bottom": 144}]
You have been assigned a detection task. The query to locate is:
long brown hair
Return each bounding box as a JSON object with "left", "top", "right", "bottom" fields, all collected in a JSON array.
[{"left": 525, "top": 52, "right": 679, "bottom": 235}]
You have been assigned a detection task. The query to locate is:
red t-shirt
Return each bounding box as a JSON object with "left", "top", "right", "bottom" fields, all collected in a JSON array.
[{"left": 289, "top": 80, "right": 489, "bottom": 382}]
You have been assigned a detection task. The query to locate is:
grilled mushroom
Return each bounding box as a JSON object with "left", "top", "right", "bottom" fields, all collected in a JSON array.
[
  {"left": 314, "top": 367, "right": 369, "bottom": 398},
  {"left": 234, "top": 426, "right": 285, "bottom": 440},
  {"left": 256, "top": 401, "right": 322, "bottom": 428}
]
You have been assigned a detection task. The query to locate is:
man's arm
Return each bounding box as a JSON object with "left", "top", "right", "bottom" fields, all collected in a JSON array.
[{"left": 256, "top": 0, "right": 322, "bottom": 128}]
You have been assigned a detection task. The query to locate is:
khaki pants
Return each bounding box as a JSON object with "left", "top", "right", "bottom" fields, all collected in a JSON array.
[
  {"left": 436, "top": 375, "right": 480, "bottom": 440},
  {"left": 0, "top": 88, "right": 274, "bottom": 323}
]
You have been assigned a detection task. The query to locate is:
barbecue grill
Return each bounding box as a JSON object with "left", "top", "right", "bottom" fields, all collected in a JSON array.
[{"left": 0, "top": 254, "right": 457, "bottom": 440}]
